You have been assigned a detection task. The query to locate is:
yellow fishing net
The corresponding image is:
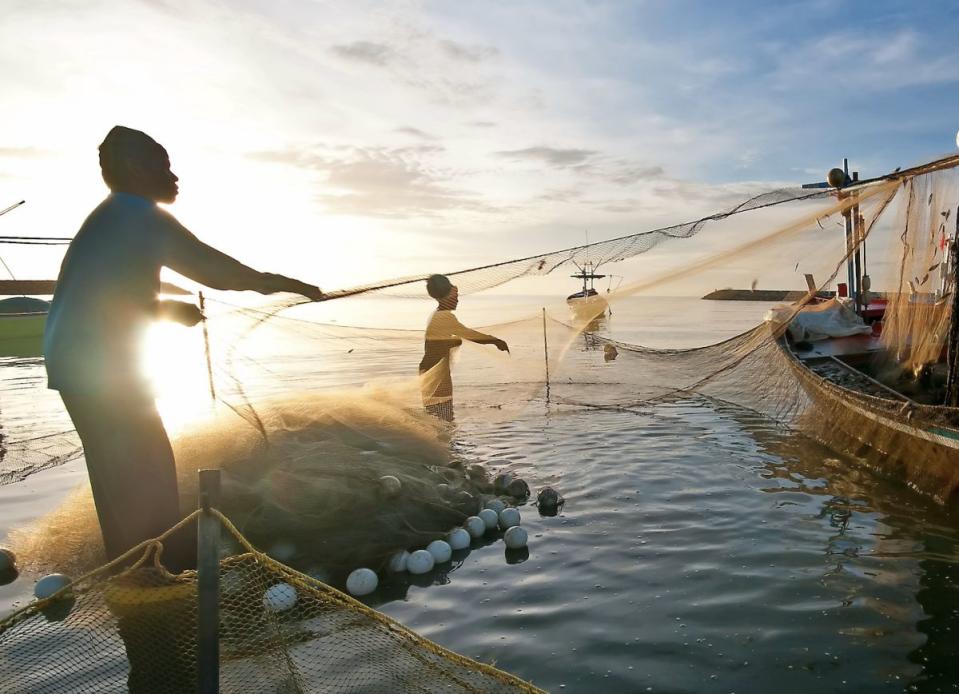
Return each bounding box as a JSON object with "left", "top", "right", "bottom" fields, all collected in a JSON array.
[
  {"left": 0, "top": 507, "right": 545, "bottom": 694},
  {"left": 6, "top": 153, "right": 959, "bottom": 692}
]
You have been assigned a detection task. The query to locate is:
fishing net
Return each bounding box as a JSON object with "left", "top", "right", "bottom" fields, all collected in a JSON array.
[
  {"left": 5, "top": 153, "right": 959, "bottom": 690},
  {"left": 0, "top": 508, "right": 545, "bottom": 694}
]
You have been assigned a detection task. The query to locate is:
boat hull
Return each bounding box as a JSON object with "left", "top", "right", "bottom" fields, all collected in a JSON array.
[
  {"left": 567, "top": 294, "right": 608, "bottom": 321},
  {"left": 778, "top": 337, "right": 959, "bottom": 501}
]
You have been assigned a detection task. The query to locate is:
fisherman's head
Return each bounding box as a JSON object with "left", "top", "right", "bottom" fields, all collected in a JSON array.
[
  {"left": 426, "top": 274, "right": 458, "bottom": 309},
  {"left": 98, "top": 126, "right": 179, "bottom": 203}
]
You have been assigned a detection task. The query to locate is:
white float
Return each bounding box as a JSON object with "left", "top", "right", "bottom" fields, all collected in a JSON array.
[
  {"left": 504, "top": 526, "right": 529, "bottom": 549},
  {"left": 263, "top": 582, "right": 298, "bottom": 612},
  {"left": 447, "top": 528, "right": 471, "bottom": 550},
  {"left": 478, "top": 508, "right": 499, "bottom": 530},
  {"left": 346, "top": 568, "right": 379, "bottom": 596},
  {"left": 407, "top": 549, "right": 435, "bottom": 574},
  {"left": 464, "top": 516, "right": 486, "bottom": 538},
  {"left": 498, "top": 507, "right": 521, "bottom": 530},
  {"left": 485, "top": 499, "right": 506, "bottom": 514},
  {"left": 34, "top": 574, "right": 71, "bottom": 601},
  {"left": 387, "top": 550, "right": 410, "bottom": 573},
  {"left": 427, "top": 540, "right": 452, "bottom": 563}
]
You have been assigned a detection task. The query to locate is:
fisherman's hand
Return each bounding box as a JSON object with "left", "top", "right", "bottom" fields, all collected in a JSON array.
[
  {"left": 157, "top": 300, "right": 204, "bottom": 327},
  {"left": 261, "top": 273, "right": 324, "bottom": 301},
  {"left": 494, "top": 339, "right": 510, "bottom": 353}
]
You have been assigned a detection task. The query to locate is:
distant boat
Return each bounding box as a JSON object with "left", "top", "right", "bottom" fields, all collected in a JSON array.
[
  {"left": 567, "top": 261, "right": 608, "bottom": 321},
  {"left": 0, "top": 296, "right": 49, "bottom": 358}
]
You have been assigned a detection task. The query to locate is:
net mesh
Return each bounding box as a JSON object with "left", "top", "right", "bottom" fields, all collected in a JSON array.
[
  {"left": 0, "top": 509, "right": 545, "bottom": 694},
  {"left": 6, "top": 153, "right": 959, "bottom": 691}
]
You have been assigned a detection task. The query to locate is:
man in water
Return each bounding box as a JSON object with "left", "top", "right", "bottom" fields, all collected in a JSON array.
[
  {"left": 43, "top": 125, "right": 322, "bottom": 572},
  {"left": 419, "top": 274, "right": 509, "bottom": 421}
]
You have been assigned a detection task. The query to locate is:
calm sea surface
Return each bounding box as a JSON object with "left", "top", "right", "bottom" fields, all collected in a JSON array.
[{"left": 2, "top": 295, "right": 959, "bottom": 693}]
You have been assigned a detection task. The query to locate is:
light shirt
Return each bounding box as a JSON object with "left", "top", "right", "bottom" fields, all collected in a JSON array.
[{"left": 44, "top": 193, "right": 264, "bottom": 394}]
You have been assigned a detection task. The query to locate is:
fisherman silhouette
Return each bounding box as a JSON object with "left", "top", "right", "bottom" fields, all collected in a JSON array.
[
  {"left": 419, "top": 274, "right": 509, "bottom": 422},
  {"left": 43, "top": 126, "right": 322, "bottom": 572}
]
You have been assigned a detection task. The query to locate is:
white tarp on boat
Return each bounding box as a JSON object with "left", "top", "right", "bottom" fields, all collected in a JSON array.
[{"left": 765, "top": 298, "right": 872, "bottom": 342}]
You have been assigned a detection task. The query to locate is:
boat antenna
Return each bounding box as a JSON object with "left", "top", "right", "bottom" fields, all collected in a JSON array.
[{"left": 0, "top": 200, "right": 25, "bottom": 218}]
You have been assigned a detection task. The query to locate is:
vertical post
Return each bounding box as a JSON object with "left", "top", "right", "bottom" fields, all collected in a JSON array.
[
  {"left": 198, "top": 292, "right": 216, "bottom": 403},
  {"left": 197, "top": 469, "right": 221, "bottom": 694},
  {"left": 843, "top": 158, "right": 856, "bottom": 306},
  {"left": 946, "top": 208, "right": 959, "bottom": 406},
  {"left": 852, "top": 171, "right": 863, "bottom": 313},
  {"left": 542, "top": 308, "right": 550, "bottom": 404}
]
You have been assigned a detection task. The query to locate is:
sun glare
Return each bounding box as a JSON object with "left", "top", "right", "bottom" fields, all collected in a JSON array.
[{"left": 141, "top": 319, "right": 217, "bottom": 435}]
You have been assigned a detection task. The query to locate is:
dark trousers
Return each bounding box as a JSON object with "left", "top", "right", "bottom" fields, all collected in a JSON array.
[{"left": 60, "top": 392, "right": 195, "bottom": 573}]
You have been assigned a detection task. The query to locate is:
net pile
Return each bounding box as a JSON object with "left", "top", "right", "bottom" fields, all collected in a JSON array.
[{"left": 0, "top": 508, "right": 545, "bottom": 694}]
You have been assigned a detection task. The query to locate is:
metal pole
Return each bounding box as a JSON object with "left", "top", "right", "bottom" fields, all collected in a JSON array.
[
  {"left": 542, "top": 308, "right": 550, "bottom": 404},
  {"left": 197, "top": 469, "right": 221, "bottom": 694},
  {"left": 843, "top": 158, "right": 856, "bottom": 304},
  {"left": 198, "top": 292, "right": 216, "bottom": 403},
  {"left": 852, "top": 171, "right": 862, "bottom": 313}
]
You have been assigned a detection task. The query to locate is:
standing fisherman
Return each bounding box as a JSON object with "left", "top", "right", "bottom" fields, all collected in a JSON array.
[
  {"left": 43, "top": 126, "right": 322, "bottom": 572},
  {"left": 419, "top": 274, "right": 509, "bottom": 421}
]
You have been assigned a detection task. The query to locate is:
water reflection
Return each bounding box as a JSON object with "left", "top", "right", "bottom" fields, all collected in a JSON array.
[{"left": 727, "top": 400, "right": 959, "bottom": 691}]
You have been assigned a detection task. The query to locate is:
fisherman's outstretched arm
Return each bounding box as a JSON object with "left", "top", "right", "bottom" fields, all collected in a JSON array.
[
  {"left": 157, "top": 210, "right": 322, "bottom": 299},
  {"left": 445, "top": 314, "right": 509, "bottom": 351}
]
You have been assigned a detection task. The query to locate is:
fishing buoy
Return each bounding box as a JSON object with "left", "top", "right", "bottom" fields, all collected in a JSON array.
[
  {"left": 407, "top": 549, "right": 435, "bottom": 575},
  {"left": 378, "top": 475, "right": 402, "bottom": 498},
  {"left": 0, "top": 548, "right": 16, "bottom": 573},
  {"left": 447, "top": 527, "right": 471, "bottom": 550},
  {"left": 346, "top": 568, "right": 378, "bottom": 596},
  {"left": 485, "top": 498, "right": 506, "bottom": 514},
  {"left": 493, "top": 473, "right": 514, "bottom": 495},
  {"left": 267, "top": 540, "right": 296, "bottom": 562},
  {"left": 536, "top": 487, "right": 564, "bottom": 516},
  {"left": 388, "top": 550, "right": 410, "bottom": 573},
  {"left": 504, "top": 526, "right": 528, "bottom": 549},
  {"left": 263, "top": 582, "right": 298, "bottom": 613},
  {"left": 464, "top": 516, "right": 486, "bottom": 538},
  {"left": 34, "top": 574, "right": 71, "bottom": 601},
  {"left": 498, "top": 507, "right": 521, "bottom": 530},
  {"left": 507, "top": 478, "right": 530, "bottom": 499},
  {"left": 427, "top": 540, "right": 452, "bottom": 563},
  {"left": 478, "top": 508, "right": 499, "bottom": 531}
]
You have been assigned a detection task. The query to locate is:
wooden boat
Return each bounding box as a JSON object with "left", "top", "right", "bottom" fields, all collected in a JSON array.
[
  {"left": 778, "top": 314, "right": 959, "bottom": 501},
  {"left": 567, "top": 262, "right": 608, "bottom": 321}
]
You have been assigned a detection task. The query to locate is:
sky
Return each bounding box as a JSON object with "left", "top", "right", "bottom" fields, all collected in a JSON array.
[{"left": 2, "top": 0, "right": 959, "bottom": 297}]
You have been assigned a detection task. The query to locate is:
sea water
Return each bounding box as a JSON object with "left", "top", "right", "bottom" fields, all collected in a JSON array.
[{"left": 2, "top": 296, "right": 959, "bottom": 693}]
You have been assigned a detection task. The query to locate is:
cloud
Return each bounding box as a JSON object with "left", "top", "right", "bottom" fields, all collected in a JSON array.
[
  {"left": 438, "top": 39, "right": 498, "bottom": 63},
  {"left": 495, "top": 146, "right": 597, "bottom": 167},
  {"left": 250, "top": 145, "right": 499, "bottom": 218},
  {"left": 494, "top": 146, "right": 663, "bottom": 186},
  {"left": 394, "top": 126, "right": 439, "bottom": 140},
  {"left": 330, "top": 41, "right": 394, "bottom": 66}
]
